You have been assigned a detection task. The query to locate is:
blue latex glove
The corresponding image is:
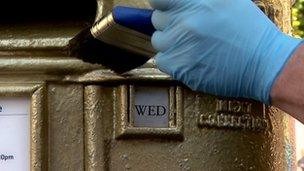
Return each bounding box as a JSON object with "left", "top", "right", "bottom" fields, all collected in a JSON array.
[{"left": 149, "top": 0, "right": 303, "bottom": 104}]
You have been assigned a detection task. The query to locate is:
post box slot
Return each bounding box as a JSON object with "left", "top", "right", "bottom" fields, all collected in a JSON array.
[
  {"left": 0, "top": 0, "right": 97, "bottom": 51},
  {"left": 0, "top": 0, "right": 96, "bottom": 23}
]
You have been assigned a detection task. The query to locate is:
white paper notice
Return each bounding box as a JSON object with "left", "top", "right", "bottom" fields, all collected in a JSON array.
[
  {"left": 0, "top": 97, "right": 30, "bottom": 171},
  {"left": 133, "top": 87, "right": 169, "bottom": 128}
]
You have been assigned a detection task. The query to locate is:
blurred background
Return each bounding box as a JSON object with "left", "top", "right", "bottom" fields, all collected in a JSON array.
[
  {"left": 292, "top": 0, "right": 304, "bottom": 38},
  {"left": 292, "top": 0, "right": 304, "bottom": 169}
]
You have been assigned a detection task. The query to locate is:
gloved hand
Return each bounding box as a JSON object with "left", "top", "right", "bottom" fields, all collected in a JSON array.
[{"left": 149, "top": 0, "right": 303, "bottom": 104}]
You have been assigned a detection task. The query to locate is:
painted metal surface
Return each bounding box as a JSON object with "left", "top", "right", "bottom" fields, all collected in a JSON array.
[{"left": 0, "top": 0, "right": 296, "bottom": 170}]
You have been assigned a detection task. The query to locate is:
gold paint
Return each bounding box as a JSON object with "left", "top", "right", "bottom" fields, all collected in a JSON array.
[
  {"left": 256, "top": 0, "right": 293, "bottom": 33},
  {"left": 64, "top": 66, "right": 169, "bottom": 83},
  {"left": 84, "top": 88, "right": 292, "bottom": 170},
  {"left": 80, "top": 1, "right": 295, "bottom": 170},
  {"left": 47, "top": 84, "right": 84, "bottom": 170},
  {"left": 198, "top": 112, "right": 268, "bottom": 130},
  {"left": 95, "top": 0, "right": 113, "bottom": 21},
  {"left": 0, "top": 83, "right": 46, "bottom": 171},
  {"left": 0, "top": 23, "right": 83, "bottom": 51},
  {"left": 0, "top": 57, "right": 99, "bottom": 74},
  {"left": 216, "top": 99, "right": 252, "bottom": 114},
  {"left": 202, "top": 99, "right": 268, "bottom": 130},
  {"left": 84, "top": 86, "right": 107, "bottom": 170},
  {"left": 84, "top": 85, "right": 115, "bottom": 171},
  {"left": 30, "top": 85, "right": 47, "bottom": 171},
  {"left": 0, "top": 0, "right": 295, "bottom": 170}
]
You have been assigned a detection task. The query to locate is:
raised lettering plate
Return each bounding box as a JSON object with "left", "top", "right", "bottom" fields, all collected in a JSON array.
[
  {"left": 0, "top": 97, "right": 30, "bottom": 171},
  {"left": 198, "top": 99, "right": 268, "bottom": 131},
  {"left": 132, "top": 87, "right": 169, "bottom": 128}
]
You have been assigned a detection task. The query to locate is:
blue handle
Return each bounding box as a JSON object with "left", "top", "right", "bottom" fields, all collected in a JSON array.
[{"left": 112, "top": 6, "right": 155, "bottom": 36}]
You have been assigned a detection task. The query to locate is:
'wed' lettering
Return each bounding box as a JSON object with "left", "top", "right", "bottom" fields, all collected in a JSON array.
[{"left": 135, "top": 105, "right": 166, "bottom": 116}]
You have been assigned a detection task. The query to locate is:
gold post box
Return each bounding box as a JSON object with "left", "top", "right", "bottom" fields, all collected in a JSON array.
[{"left": 0, "top": 0, "right": 297, "bottom": 170}]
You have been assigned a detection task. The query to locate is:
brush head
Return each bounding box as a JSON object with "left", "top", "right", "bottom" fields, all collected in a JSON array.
[{"left": 68, "top": 27, "right": 150, "bottom": 74}]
